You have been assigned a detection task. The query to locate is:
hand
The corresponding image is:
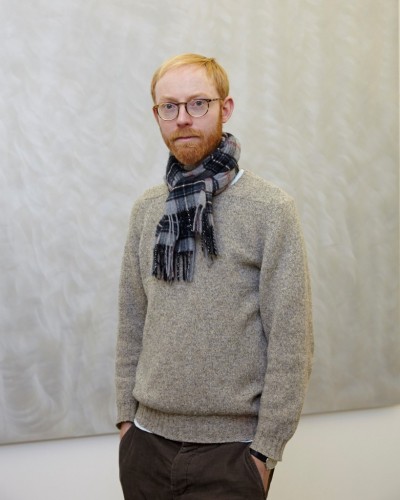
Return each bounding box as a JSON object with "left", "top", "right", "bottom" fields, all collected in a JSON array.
[
  {"left": 251, "top": 455, "right": 271, "bottom": 492},
  {"left": 119, "top": 421, "right": 133, "bottom": 440}
]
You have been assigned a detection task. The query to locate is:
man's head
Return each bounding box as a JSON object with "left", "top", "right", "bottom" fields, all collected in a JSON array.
[{"left": 151, "top": 53, "right": 234, "bottom": 168}]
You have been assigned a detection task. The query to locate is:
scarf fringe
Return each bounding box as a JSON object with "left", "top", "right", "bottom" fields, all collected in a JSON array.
[
  {"left": 152, "top": 206, "right": 218, "bottom": 282},
  {"left": 153, "top": 245, "right": 195, "bottom": 282}
]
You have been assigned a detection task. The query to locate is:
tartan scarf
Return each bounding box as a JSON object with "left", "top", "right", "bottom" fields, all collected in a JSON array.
[{"left": 152, "top": 132, "right": 241, "bottom": 282}]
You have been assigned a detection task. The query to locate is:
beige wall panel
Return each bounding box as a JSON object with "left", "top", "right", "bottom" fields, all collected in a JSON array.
[{"left": 0, "top": 0, "right": 398, "bottom": 443}]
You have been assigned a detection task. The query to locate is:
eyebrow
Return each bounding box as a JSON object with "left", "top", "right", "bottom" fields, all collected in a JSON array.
[{"left": 157, "top": 93, "right": 212, "bottom": 103}]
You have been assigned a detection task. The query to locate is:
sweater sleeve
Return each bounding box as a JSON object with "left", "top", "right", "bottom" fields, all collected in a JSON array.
[
  {"left": 115, "top": 201, "right": 148, "bottom": 427},
  {"left": 251, "top": 198, "right": 313, "bottom": 461}
]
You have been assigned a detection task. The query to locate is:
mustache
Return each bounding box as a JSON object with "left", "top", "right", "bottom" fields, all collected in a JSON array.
[{"left": 170, "top": 129, "right": 203, "bottom": 141}]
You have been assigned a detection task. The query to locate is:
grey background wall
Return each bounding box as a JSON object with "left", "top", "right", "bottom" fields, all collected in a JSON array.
[{"left": 1, "top": 0, "right": 399, "bottom": 445}]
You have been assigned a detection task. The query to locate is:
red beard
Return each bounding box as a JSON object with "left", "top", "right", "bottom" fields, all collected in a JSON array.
[{"left": 162, "top": 119, "right": 223, "bottom": 169}]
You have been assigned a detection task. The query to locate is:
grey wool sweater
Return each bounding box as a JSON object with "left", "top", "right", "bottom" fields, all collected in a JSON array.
[{"left": 115, "top": 170, "right": 313, "bottom": 462}]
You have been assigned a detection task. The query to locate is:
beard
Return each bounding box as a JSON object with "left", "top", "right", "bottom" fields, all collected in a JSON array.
[{"left": 161, "top": 116, "right": 223, "bottom": 170}]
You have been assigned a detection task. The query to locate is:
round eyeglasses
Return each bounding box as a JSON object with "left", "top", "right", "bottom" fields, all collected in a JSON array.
[{"left": 153, "top": 98, "right": 222, "bottom": 121}]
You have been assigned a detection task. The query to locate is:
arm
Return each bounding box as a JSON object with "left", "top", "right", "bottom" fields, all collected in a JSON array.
[
  {"left": 250, "top": 453, "right": 273, "bottom": 492},
  {"left": 252, "top": 198, "right": 313, "bottom": 461},
  {"left": 119, "top": 421, "right": 133, "bottom": 440},
  {"left": 115, "top": 202, "right": 148, "bottom": 427}
]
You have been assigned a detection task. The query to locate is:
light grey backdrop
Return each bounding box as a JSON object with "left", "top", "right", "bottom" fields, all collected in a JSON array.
[{"left": 1, "top": 0, "right": 399, "bottom": 444}]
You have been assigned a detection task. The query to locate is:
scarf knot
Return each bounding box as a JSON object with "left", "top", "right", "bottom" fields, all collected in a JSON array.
[{"left": 152, "top": 132, "right": 241, "bottom": 282}]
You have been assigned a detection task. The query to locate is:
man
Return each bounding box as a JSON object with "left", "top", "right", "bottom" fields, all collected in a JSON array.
[{"left": 116, "top": 53, "right": 313, "bottom": 499}]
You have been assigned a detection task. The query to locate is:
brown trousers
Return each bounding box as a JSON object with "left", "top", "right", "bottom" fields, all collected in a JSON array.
[{"left": 119, "top": 424, "right": 274, "bottom": 499}]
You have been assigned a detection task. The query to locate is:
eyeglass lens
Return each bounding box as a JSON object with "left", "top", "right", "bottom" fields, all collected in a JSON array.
[{"left": 158, "top": 99, "right": 209, "bottom": 120}]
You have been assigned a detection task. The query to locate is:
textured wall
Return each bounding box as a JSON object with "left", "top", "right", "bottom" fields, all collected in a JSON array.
[{"left": 0, "top": 0, "right": 398, "bottom": 444}]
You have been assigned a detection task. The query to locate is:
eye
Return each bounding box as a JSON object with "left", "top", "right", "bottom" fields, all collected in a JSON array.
[
  {"left": 160, "top": 102, "right": 177, "bottom": 111},
  {"left": 191, "top": 99, "right": 206, "bottom": 108},
  {"left": 187, "top": 99, "right": 208, "bottom": 113}
]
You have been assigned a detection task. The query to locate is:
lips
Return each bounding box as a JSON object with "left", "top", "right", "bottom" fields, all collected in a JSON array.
[{"left": 174, "top": 136, "right": 199, "bottom": 142}]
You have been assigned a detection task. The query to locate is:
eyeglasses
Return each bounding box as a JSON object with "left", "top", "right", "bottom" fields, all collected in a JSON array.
[{"left": 153, "top": 98, "right": 222, "bottom": 121}]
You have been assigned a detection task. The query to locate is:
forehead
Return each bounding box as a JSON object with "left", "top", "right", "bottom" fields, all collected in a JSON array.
[{"left": 154, "top": 65, "right": 217, "bottom": 102}]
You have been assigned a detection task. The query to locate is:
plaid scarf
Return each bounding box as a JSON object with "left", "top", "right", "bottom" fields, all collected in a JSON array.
[{"left": 152, "top": 132, "right": 241, "bottom": 282}]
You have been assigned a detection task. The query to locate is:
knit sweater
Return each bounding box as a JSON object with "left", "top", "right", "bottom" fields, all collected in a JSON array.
[{"left": 115, "top": 170, "right": 313, "bottom": 461}]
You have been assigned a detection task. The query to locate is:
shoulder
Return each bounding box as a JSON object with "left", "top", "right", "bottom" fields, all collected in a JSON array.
[
  {"left": 126, "top": 183, "right": 167, "bottom": 231},
  {"left": 137, "top": 183, "right": 167, "bottom": 204},
  {"left": 230, "top": 170, "right": 294, "bottom": 208},
  {"left": 131, "top": 183, "right": 167, "bottom": 212},
  {"left": 222, "top": 170, "right": 301, "bottom": 232}
]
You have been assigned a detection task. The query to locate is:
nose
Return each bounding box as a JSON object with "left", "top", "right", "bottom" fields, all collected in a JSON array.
[{"left": 176, "top": 103, "right": 193, "bottom": 127}]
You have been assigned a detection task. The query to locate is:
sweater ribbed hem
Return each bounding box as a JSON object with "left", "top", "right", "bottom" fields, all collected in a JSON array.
[{"left": 135, "top": 404, "right": 258, "bottom": 444}]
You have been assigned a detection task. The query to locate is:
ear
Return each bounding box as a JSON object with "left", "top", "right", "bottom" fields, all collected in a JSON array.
[
  {"left": 221, "top": 96, "right": 234, "bottom": 123},
  {"left": 152, "top": 106, "right": 161, "bottom": 124}
]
